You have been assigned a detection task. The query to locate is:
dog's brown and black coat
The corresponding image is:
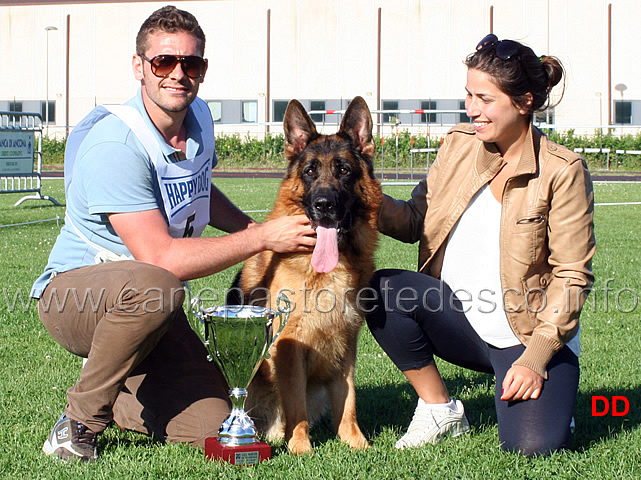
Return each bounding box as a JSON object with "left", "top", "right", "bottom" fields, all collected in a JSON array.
[{"left": 239, "top": 96, "right": 382, "bottom": 454}]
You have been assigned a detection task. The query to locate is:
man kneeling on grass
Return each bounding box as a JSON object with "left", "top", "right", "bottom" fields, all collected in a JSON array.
[{"left": 31, "top": 5, "right": 315, "bottom": 462}]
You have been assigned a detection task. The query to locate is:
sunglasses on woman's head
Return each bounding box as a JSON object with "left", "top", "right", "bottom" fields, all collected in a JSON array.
[
  {"left": 139, "top": 54, "right": 207, "bottom": 79},
  {"left": 475, "top": 34, "right": 520, "bottom": 60}
]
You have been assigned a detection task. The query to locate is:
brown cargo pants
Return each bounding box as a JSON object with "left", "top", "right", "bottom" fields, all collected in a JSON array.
[{"left": 38, "top": 260, "right": 230, "bottom": 448}]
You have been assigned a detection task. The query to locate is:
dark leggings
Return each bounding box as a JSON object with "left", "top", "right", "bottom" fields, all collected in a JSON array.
[{"left": 365, "top": 269, "right": 579, "bottom": 456}]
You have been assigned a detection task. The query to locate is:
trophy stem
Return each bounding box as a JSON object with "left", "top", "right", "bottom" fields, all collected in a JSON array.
[
  {"left": 229, "top": 387, "right": 247, "bottom": 411},
  {"left": 218, "top": 387, "right": 258, "bottom": 446}
]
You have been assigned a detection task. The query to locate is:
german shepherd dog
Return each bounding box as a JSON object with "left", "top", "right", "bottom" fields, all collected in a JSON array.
[{"left": 239, "top": 96, "right": 382, "bottom": 455}]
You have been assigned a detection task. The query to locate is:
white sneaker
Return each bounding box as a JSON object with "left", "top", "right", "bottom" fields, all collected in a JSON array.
[{"left": 395, "top": 398, "right": 470, "bottom": 449}]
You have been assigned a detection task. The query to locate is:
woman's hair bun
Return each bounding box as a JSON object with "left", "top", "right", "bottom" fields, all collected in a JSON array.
[{"left": 540, "top": 55, "right": 564, "bottom": 89}]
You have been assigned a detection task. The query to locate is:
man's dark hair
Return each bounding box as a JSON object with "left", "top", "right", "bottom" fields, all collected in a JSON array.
[{"left": 136, "top": 5, "right": 206, "bottom": 56}]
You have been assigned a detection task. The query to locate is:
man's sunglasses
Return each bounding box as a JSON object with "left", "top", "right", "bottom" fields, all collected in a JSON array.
[
  {"left": 139, "top": 54, "right": 207, "bottom": 79},
  {"left": 475, "top": 34, "right": 519, "bottom": 60}
]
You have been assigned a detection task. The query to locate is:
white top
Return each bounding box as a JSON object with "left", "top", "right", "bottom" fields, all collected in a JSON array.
[
  {"left": 441, "top": 184, "right": 580, "bottom": 356},
  {"left": 441, "top": 185, "right": 520, "bottom": 348}
]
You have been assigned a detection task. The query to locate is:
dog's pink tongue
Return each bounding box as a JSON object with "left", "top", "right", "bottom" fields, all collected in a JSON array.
[{"left": 312, "top": 226, "right": 339, "bottom": 273}]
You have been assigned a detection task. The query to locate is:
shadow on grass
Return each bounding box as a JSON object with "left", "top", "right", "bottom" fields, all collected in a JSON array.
[
  {"left": 98, "top": 429, "right": 160, "bottom": 456},
  {"left": 21, "top": 201, "right": 66, "bottom": 211},
  {"left": 351, "top": 377, "right": 641, "bottom": 454},
  {"left": 95, "top": 382, "right": 639, "bottom": 458},
  {"left": 356, "top": 371, "right": 497, "bottom": 435},
  {"left": 306, "top": 376, "right": 640, "bottom": 454},
  {"left": 304, "top": 370, "right": 497, "bottom": 448},
  {"left": 572, "top": 385, "right": 641, "bottom": 451},
  {"left": 91, "top": 351, "right": 638, "bottom": 457}
]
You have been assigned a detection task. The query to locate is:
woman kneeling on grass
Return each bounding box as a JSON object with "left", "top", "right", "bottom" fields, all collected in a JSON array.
[{"left": 366, "top": 34, "right": 595, "bottom": 456}]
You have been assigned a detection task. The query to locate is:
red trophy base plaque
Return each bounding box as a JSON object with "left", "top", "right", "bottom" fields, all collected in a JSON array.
[{"left": 205, "top": 437, "right": 271, "bottom": 465}]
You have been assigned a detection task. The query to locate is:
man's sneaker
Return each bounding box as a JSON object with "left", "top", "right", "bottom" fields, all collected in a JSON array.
[
  {"left": 395, "top": 398, "right": 470, "bottom": 449},
  {"left": 42, "top": 413, "right": 98, "bottom": 462}
]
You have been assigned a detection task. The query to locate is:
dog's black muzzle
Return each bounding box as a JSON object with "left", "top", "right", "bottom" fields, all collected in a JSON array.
[{"left": 305, "top": 189, "right": 353, "bottom": 239}]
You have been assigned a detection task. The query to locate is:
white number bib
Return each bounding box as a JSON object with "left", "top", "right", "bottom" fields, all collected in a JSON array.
[
  {"left": 104, "top": 101, "right": 214, "bottom": 238},
  {"left": 63, "top": 98, "right": 216, "bottom": 262}
]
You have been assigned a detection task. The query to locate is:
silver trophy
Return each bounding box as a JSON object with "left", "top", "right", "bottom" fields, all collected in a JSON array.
[{"left": 189, "top": 292, "right": 290, "bottom": 464}]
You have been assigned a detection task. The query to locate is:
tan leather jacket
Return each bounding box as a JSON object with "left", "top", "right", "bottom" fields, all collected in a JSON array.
[{"left": 379, "top": 123, "right": 596, "bottom": 378}]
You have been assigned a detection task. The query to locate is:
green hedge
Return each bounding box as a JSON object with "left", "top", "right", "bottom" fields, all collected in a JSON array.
[
  {"left": 40, "top": 136, "right": 67, "bottom": 166},
  {"left": 40, "top": 129, "right": 641, "bottom": 171},
  {"left": 214, "top": 133, "right": 286, "bottom": 168},
  {"left": 545, "top": 129, "right": 641, "bottom": 171}
]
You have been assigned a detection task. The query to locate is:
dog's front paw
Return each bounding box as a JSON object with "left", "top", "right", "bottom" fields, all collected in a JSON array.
[
  {"left": 338, "top": 424, "right": 370, "bottom": 450},
  {"left": 287, "top": 435, "right": 314, "bottom": 456},
  {"left": 343, "top": 432, "right": 370, "bottom": 450}
]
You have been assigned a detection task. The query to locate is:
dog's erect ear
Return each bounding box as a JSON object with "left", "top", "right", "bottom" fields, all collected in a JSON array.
[
  {"left": 284, "top": 99, "right": 318, "bottom": 156},
  {"left": 340, "top": 96, "right": 374, "bottom": 157}
]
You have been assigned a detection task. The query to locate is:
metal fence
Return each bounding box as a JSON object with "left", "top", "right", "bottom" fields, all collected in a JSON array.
[{"left": 1, "top": 111, "right": 60, "bottom": 206}]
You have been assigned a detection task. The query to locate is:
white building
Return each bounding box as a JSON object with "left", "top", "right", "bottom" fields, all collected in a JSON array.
[{"left": 0, "top": 0, "right": 639, "bottom": 138}]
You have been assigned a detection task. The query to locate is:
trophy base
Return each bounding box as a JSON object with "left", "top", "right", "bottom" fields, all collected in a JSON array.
[{"left": 205, "top": 437, "right": 271, "bottom": 465}]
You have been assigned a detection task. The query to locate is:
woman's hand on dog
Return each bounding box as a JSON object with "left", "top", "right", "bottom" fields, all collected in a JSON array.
[{"left": 256, "top": 215, "right": 316, "bottom": 253}]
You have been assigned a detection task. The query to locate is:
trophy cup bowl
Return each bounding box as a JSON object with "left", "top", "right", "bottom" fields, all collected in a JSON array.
[{"left": 189, "top": 293, "right": 290, "bottom": 465}]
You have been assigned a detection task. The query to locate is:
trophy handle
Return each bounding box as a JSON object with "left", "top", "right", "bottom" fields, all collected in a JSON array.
[
  {"left": 188, "top": 296, "right": 215, "bottom": 362},
  {"left": 188, "top": 295, "right": 202, "bottom": 331},
  {"left": 274, "top": 292, "right": 291, "bottom": 341},
  {"left": 262, "top": 293, "right": 291, "bottom": 360},
  {"left": 189, "top": 295, "right": 200, "bottom": 314}
]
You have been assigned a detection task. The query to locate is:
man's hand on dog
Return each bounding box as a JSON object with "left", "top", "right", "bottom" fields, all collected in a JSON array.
[{"left": 254, "top": 215, "right": 316, "bottom": 253}]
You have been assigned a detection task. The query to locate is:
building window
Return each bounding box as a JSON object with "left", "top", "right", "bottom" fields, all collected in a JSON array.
[
  {"left": 421, "top": 100, "right": 436, "bottom": 123},
  {"left": 382, "top": 100, "right": 399, "bottom": 124},
  {"left": 242, "top": 100, "right": 257, "bottom": 123},
  {"left": 615, "top": 101, "right": 632, "bottom": 124},
  {"left": 459, "top": 100, "right": 471, "bottom": 124},
  {"left": 310, "top": 100, "right": 325, "bottom": 123},
  {"left": 9, "top": 101, "right": 23, "bottom": 112},
  {"left": 273, "top": 100, "right": 288, "bottom": 123},
  {"left": 40, "top": 100, "right": 55, "bottom": 123},
  {"left": 207, "top": 101, "right": 222, "bottom": 123}
]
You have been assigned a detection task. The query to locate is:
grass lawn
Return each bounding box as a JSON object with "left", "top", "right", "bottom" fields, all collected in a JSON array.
[{"left": 0, "top": 177, "right": 640, "bottom": 479}]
